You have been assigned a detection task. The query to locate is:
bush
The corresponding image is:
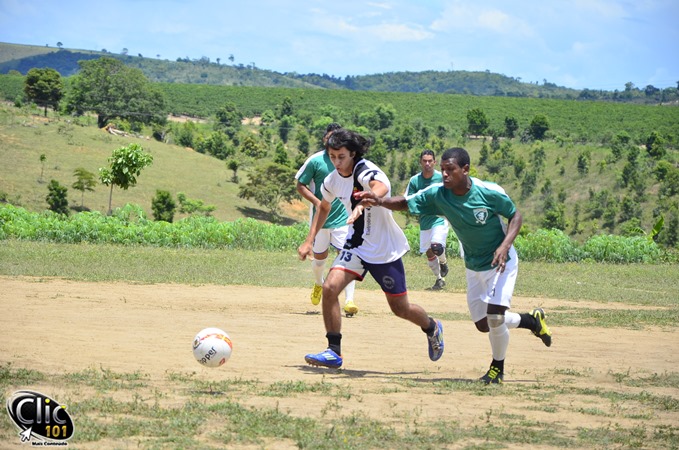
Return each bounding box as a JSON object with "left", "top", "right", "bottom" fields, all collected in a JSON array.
[
  {"left": 0, "top": 204, "right": 670, "bottom": 263},
  {"left": 582, "top": 234, "right": 661, "bottom": 263},
  {"left": 515, "top": 229, "right": 582, "bottom": 262}
]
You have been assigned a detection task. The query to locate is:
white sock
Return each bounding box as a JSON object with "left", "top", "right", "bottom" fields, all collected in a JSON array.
[
  {"left": 344, "top": 280, "right": 356, "bottom": 304},
  {"left": 438, "top": 252, "right": 448, "bottom": 265},
  {"left": 489, "top": 323, "right": 510, "bottom": 361},
  {"left": 505, "top": 312, "right": 521, "bottom": 329},
  {"left": 312, "top": 259, "right": 325, "bottom": 285},
  {"left": 427, "top": 256, "right": 441, "bottom": 278}
]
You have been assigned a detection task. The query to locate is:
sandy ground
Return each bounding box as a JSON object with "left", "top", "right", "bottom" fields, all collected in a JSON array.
[{"left": 1, "top": 276, "right": 677, "bottom": 448}]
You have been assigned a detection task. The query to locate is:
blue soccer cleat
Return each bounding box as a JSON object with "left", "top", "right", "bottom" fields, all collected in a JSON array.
[
  {"left": 304, "top": 349, "right": 343, "bottom": 368},
  {"left": 427, "top": 319, "right": 444, "bottom": 361}
]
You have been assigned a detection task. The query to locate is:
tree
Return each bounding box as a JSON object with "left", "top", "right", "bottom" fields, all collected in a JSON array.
[
  {"left": 46, "top": 180, "right": 69, "bottom": 215},
  {"left": 99, "top": 143, "right": 153, "bottom": 215},
  {"left": 576, "top": 151, "right": 591, "bottom": 175},
  {"left": 239, "top": 135, "right": 266, "bottom": 158},
  {"left": 151, "top": 190, "right": 176, "bottom": 222},
  {"left": 56, "top": 42, "right": 63, "bottom": 49},
  {"left": 278, "top": 115, "right": 294, "bottom": 143},
  {"left": 227, "top": 159, "right": 240, "bottom": 183},
  {"left": 528, "top": 114, "right": 550, "bottom": 140},
  {"left": 24, "top": 68, "right": 63, "bottom": 117},
  {"left": 273, "top": 141, "right": 289, "bottom": 166},
  {"left": 280, "top": 96, "right": 294, "bottom": 118},
  {"left": 198, "top": 131, "right": 232, "bottom": 159},
  {"left": 176, "top": 192, "right": 215, "bottom": 216},
  {"left": 66, "top": 57, "right": 167, "bottom": 128},
  {"left": 645, "top": 131, "right": 666, "bottom": 159},
  {"left": 215, "top": 102, "right": 242, "bottom": 139},
  {"left": 541, "top": 195, "right": 566, "bottom": 230},
  {"left": 504, "top": 116, "right": 519, "bottom": 138},
  {"left": 71, "top": 167, "right": 97, "bottom": 208},
  {"left": 238, "top": 163, "right": 298, "bottom": 222},
  {"left": 374, "top": 103, "right": 396, "bottom": 130},
  {"left": 39, "top": 154, "right": 46, "bottom": 183},
  {"left": 466, "top": 108, "right": 489, "bottom": 136}
]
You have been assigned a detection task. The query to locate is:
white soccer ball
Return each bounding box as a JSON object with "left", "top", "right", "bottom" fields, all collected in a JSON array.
[{"left": 192, "top": 327, "right": 233, "bottom": 368}]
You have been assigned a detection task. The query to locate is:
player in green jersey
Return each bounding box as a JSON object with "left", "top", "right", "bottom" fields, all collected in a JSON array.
[
  {"left": 354, "top": 147, "right": 552, "bottom": 384},
  {"left": 295, "top": 123, "right": 358, "bottom": 315},
  {"left": 405, "top": 150, "right": 450, "bottom": 291}
]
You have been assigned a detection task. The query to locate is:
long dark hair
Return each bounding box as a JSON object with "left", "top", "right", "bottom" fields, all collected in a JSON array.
[{"left": 326, "top": 129, "right": 370, "bottom": 159}]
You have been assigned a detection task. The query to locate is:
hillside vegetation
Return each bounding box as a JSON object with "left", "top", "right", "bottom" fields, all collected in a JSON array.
[
  {"left": 1, "top": 46, "right": 678, "bottom": 249},
  {"left": 3, "top": 42, "right": 677, "bottom": 103},
  {"left": 0, "top": 104, "right": 307, "bottom": 225}
]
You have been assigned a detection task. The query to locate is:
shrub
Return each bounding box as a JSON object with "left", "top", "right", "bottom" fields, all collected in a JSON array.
[
  {"left": 582, "top": 235, "right": 661, "bottom": 263},
  {"left": 515, "top": 229, "right": 582, "bottom": 262}
]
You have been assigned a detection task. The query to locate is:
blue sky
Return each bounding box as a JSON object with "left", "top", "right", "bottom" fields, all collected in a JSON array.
[{"left": 1, "top": 0, "right": 677, "bottom": 90}]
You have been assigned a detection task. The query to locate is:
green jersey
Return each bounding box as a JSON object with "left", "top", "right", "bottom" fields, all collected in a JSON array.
[
  {"left": 406, "top": 177, "right": 517, "bottom": 271},
  {"left": 295, "top": 150, "right": 348, "bottom": 229},
  {"left": 405, "top": 170, "right": 446, "bottom": 231}
]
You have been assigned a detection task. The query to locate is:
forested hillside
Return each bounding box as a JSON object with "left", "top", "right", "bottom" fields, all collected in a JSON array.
[{"left": 3, "top": 42, "right": 677, "bottom": 103}]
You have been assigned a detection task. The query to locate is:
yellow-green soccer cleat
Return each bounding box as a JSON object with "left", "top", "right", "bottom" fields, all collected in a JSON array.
[
  {"left": 480, "top": 365, "right": 504, "bottom": 385},
  {"left": 344, "top": 301, "right": 359, "bottom": 317},
  {"left": 530, "top": 308, "right": 552, "bottom": 347},
  {"left": 310, "top": 284, "right": 322, "bottom": 306}
]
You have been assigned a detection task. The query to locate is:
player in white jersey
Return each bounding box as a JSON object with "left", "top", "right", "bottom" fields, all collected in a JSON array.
[
  {"left": 297, "top": 129, "right": 444, "bottom": 369},
  {"left": 354, "top": 147, "right": 552, "bottom": 384}
]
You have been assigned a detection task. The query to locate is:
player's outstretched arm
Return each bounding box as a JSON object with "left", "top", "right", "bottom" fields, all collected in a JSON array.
[{"left": 353, "top": 191, "right": 408, "bottom": 211}]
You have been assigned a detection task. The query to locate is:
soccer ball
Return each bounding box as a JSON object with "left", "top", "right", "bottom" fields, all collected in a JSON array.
[{"left": 192, "top": 327, "right": 233, "bottom": 368}]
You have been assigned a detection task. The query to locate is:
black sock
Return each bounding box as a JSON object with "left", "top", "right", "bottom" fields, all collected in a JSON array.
[
  {"left": 518, "top": 313, "right": 537, "bottom": 331},
  {"left": 326, "top": 332, "right": 342, "bottom": 355},
  {"left": 491, "top": 359, "right": 505, "bottom": 372},
  {"left": 422, "top": 317, "right": 436, "bottom": 335}
]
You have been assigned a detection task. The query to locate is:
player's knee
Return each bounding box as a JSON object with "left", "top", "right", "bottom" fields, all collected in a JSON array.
[
  {"left": 475, "top": 319, "right": 489, "bottom": 333},
  {"left": 388, "top": 302, "right": 408, "bottom": 319},
  {"left": 487, "top": 314, "right": 505, "bottom": 329},
  {"left": 430, "top": 242, "right": 444, "bottom": 256}
]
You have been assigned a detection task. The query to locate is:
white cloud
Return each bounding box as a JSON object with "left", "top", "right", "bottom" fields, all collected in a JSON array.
[
  {"left": 366, "top": 23, "right": 433, "bottom": 42},
  {"left": 431, "top": 3, "right": 533, "bottom": 37},
  {"left": 572, "top": 0, "right": 627, "bottom": 19}
]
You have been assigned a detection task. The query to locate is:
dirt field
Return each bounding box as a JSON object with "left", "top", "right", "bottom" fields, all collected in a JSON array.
[{"left": 1, "top": 276, "right": 677, "bottom": 448}]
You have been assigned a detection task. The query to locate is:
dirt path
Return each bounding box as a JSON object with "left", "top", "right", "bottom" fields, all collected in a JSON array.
[{"left": 1, "top": 276, "right": 677, "bottom": 448}]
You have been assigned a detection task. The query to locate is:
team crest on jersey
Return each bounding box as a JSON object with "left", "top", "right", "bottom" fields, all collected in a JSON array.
[{"left": 473, "top": 208, "right": 489, "bottom": 224}]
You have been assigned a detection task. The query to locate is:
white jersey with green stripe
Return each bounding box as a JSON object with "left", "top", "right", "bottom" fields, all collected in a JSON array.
[
  {"left": 405, "top": 170, "right": 447, "bottom": 231},
  {"left": 295, "top": 150, "right": 348, "bottom": 229},
  {"left": 406, "top": 177, "right": 517, "bottom": 271}
]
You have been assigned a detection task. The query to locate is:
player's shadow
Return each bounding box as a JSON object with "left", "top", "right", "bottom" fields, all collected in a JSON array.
[
  {"left": 296, "top": 365, "right": 427, "bottom": 379},
  {"left": 410, "top": 377, "right": 537, "bottom": 384}
]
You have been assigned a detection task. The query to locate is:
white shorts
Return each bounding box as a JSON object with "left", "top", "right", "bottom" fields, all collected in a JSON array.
[
  {"left": 466, "top": 246, "right": 518, "bottom": 323},
  {"left": 419, "top": 223, "right": 449, "bottom": 253},
  {"left": 313, "top": 226, "right": 349, "bottom": 254}
]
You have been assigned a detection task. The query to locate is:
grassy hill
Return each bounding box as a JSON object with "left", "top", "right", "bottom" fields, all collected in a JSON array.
[
  {"left": 0, "top": 42, "right": 62, "bottom": 64},
  {"left": 0, "top": 104, "right": 307, "bottom": 224}
]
